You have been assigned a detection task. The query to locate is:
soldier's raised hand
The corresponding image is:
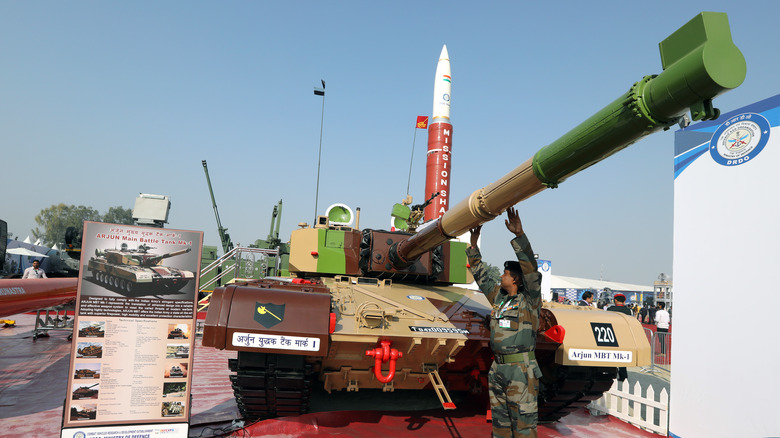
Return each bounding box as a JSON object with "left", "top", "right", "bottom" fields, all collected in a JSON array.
[
  {"left": 505, "top": 207, "right": 524, "bottom": 237},
  {"left": 469, "top": 225, "right": 482, "bottom": 248}
]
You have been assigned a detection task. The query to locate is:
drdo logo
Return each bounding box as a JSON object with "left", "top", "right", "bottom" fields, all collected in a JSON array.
[{"left": 709, "top": 112, "right": 770, "bottom": 166}]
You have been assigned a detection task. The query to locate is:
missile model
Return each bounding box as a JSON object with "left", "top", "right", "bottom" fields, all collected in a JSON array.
[{"left": 424, "top": 45, "right": 453, "bottom": 221}]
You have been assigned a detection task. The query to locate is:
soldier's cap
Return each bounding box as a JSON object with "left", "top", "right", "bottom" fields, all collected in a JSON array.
[
  {"left": 614, "top": 293, "right": 626, "bottom": 301},
  {"left": 504, "top": 261, "right": 523, "bottom": 277}
]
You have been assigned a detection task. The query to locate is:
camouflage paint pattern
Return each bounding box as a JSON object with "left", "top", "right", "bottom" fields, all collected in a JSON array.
[
  {"left": 466, "top": 235, "right": 541, "bottom": 354},
  {"left": 489, "top": 361, "right": 540, "bottom": 437},
  {"left": 467, "top": 234, "right": 542, "bottom": 437}
]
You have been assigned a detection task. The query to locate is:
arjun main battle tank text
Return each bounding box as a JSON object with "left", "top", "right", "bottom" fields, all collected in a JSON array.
[
  {"left": 88, "top": 244, "right": 194, "bottom": 294},
  {"left": 202, "top": 12, "right": 744, "bottom": 422}
]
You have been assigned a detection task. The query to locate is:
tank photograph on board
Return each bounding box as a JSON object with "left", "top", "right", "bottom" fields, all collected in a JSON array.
[{"left": 80, "top": 222, "right": 199, "bottom": 300}]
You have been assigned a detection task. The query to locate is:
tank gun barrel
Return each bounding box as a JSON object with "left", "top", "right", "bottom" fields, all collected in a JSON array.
[
  {"left": 147, "top": 247, "right": 192, "bottom": 264},
  {"left": 392, "top": 12, "right": 745, "bottom": 265}
]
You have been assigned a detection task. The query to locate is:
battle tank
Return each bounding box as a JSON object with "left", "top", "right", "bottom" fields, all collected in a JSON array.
[
  {"left": 88, "top": 244, "right": 194, "bottom": 294},
  {"left": 74, "top": 368, "right": 100, "bottom": 379},
  {"left": 72, "top": 383, "right": 99, "bottom": 400},
  {"left": 169, "top": 365, "right": 184, "bottom": 377},
  {"left": 202, "top": 12, "right": 744, "bottom": 422},
  {"left": 78, "top": 325, "right": 105, "bottom": 337},
  {"left": 161, "top": 401, "right": 184, "bottom": 417},
  {"left": 168, "top": 327, "right": 187, "bottom": 339},
  {"left": 77, "top": 344, "right": 102, "bottom": 358},
  {"left": 71, "top": 406, "right": 97, "bottom": 420}
]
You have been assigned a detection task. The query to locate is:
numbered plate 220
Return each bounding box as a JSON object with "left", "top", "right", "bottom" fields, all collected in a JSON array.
[{"left": 590, "top": 322, "right": 618, "bottom": 347}]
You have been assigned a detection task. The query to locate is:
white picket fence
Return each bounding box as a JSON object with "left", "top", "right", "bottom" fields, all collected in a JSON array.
[{"left": 588, "top": 379, "right": 669, "bottom": 435}]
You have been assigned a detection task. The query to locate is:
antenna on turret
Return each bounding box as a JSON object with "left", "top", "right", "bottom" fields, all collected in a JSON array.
[{"left": 313, "top": 79, "right": 326, "bottom": 223}]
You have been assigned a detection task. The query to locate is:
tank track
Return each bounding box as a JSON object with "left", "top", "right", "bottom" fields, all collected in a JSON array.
[
  {"left": 538, "top": 365, "right": 617, "bottom": 422},
  {"left": 228, "top": 351, "right": 316, "bottom": 421}
]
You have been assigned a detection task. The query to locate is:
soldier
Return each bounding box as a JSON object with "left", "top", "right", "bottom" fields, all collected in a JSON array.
[{"left": 467, "top": 207, "right": 542, "bottom": 437}]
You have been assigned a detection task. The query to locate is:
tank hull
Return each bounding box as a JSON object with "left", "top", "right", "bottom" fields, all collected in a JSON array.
[{"left": 203, "top": 277, "right": 650, "bottom": 421}]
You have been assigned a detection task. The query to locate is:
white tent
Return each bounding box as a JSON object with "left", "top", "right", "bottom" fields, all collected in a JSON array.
[
  {"left": 7, "top": 247, "right": 49, "bottom": 258},
  {"left": 551, "top": 275, "right": 653, "bottom": 293}
]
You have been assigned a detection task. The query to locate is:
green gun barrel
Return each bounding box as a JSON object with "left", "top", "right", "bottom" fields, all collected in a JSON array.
[{"left": 393, "top": 12, "right": 745, "bottom": 265}]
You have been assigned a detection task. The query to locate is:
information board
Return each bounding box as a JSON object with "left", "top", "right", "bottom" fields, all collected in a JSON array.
[{"left": 61, "top": 222, "right": 202, "bottom": 437}]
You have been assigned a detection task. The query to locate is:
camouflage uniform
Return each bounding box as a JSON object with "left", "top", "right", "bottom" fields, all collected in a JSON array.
[{"left": 467, "top": 234, "right": 542, "bottom": 438}]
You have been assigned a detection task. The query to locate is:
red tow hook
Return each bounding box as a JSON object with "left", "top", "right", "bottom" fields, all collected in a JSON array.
[{"left": 365, "top": 340, "right": 403, "bottom": 383}]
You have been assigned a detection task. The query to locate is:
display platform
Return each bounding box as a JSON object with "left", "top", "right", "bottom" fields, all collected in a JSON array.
[{"left": 1, "top": 313, "right": 661, "bottom": 437}]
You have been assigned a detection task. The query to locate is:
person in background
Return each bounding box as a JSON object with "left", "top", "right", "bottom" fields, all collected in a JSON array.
[
  {"left": 22, "top": 260, "right": 47, "bottom": 279},
  {"left": 578, "top": 291, "right": 593, "bottom": 307},
  {"left": 607, "top": 294, "right": 632, "bottom": 381},
  {"left": 638, "top": 301, "right": 657, "bottom": 324},
  {"left": 655, "top": 302, "right": 671, "bottom": 355},
  {"left": 607, "top": 294, "right": 632, "bottom": 316}
]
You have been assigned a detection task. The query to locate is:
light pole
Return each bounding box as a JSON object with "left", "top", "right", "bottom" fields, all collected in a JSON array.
[{"left": 313, "top": 79, "right": 325, "bottom": 224}]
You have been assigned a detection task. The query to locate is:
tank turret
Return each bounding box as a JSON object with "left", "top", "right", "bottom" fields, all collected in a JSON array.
[
  {"left": 203, "top": 12, "right": 744, "bottom": 422},
  {"left": 141, "top": 248, "right": 192, "bottom": 267}
]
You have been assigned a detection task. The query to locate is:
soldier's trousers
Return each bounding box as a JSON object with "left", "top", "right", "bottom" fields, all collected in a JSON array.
[{"left": 488, "top": 360, "right": 540, "bottom": 438}]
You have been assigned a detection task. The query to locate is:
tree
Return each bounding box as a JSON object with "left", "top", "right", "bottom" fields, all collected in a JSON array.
[
  {"left": 33, "top": 204, "right": 102, "bottom": 246},
  {"left": 102, "top": 206, "right": 134, "bottom": 225},
  {"left": 483, "top": 262, "right": 501, "bottom": 287},
  {"left": 32, "top": 204, "right": 134, "bottom": 246}
]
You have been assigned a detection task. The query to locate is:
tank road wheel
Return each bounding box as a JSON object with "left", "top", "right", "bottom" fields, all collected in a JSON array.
[
  {"left": 228, "top": 351, "right": 318, "bottom": 421},
  {"left": 126, "top": 281, "right": 133, "bottom": 293},
  {"left": 96, "top": 272, "right": 102, "bottom": 283},
  {"left": 537, "top": 365, "right": 617, "bottom": 423}
]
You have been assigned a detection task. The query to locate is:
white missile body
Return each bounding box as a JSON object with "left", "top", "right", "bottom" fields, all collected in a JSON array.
[{"left": 431, "top": 45, "right": 451, "bottom": 123}]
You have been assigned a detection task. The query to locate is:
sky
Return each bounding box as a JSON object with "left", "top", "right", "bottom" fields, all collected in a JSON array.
[{"left": 2, "top": 1, "right": 778, "bottom": 285}]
